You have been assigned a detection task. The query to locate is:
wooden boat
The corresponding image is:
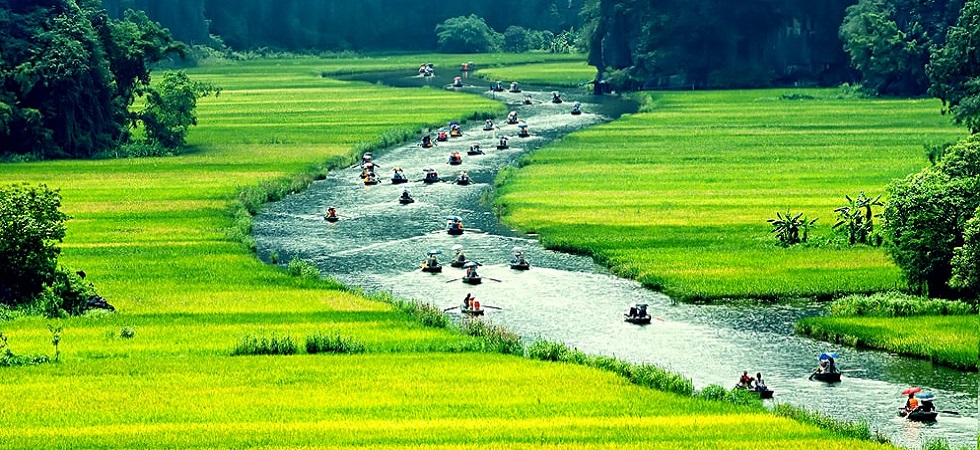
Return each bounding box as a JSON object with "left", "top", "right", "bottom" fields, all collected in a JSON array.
[
  {"left": 421, "top": 264, "right": 442, "bottom": 273},
  {"left": 450, "top": 260, "right": 467, "bottom": 268},
  {"left": 624, "top": 315, "right": 652, "bottom": 325},
  {"left": 571, "top": 109, "right": 582, "bottom": 115},
  {"left": 447, "top": 227, "right": 464, "bottom": 236},
  {"left": 423, "top": 174, "right": 439, "bottom": 184},
  {"left": 448, "top": 157, "right": 462, "bottom": 165},
  {"left": 510, "top": 261, "right": 530, "bottom": 270},
  {"left": 456, "top": 178, "right": 470, "bottom": 186},
  {"left": 899, "top": 409, "right": 938, "bottom": 422},
  {"left": 734, "top": 385, "right": 774, "bottom": 399},
  {"left": 325, "top": 216, "right": 339, "bottom": 223},
  {"left": 518, "top": 130, "right": 530, "bottom": 138},
  {"left": 460, "top": 306, "right": 484, "bottom": 316},
  {"left": 450, "top": 129, "right": 462, "bottom": 137},
  {"left": 363, "top": 175, "right": 379, "bottom": 185},
  {"left": 391, "top": 176, "right": 408, "bottom": 184},
  {"left": 462, "top": 275, "right": 482, "bottom": 285},
  {"left": 467, "top": 148, "right": 484, "bottom": 156},
  {"left": 496, "top": 144, "right": 509, "bottom": 150},
  {"left": 399, "top": 197, "right": 414, "bottom": 204},
  {"left": 810, "top": 372, "right": 841, "bottom": 383}
]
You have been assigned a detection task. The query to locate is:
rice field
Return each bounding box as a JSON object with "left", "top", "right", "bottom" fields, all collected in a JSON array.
[
  {"left": 0, "top": 58, "right": 899, "bottom": 449},
  {"left": 477, "top": 61, "right": 597, "bottom": 87},
  {"left": 493, "top": 89, "right": 966, "bottom": 301}
]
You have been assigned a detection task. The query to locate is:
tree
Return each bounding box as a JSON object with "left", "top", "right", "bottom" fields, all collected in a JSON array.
[
  {"left": 928, "top": 0, "right": 980, "bottom": 133},
  {"left": 503, "top": 26, "right": 529, "bottom": 52},
  {"left": 138, "top": 70, "right": 219, "bottom": 149},
  {"left": 0, "top": 184, "right": 68, "bottom": 306},
  {"left": 435, "top": 15, "right": 500, "bottom": 53},
  {"left": 839, "top": 0, "right": 931, "bottom": 96},
  {"left": 950, "top": 209, "right": 980, "bottom": 296},
  {"left": 883, "top": 136, "right": 980, "bottom": 297},
  {"left": 768, "top": 210, "right": 817, "bottom": 246},
  {"left": 833, "top": 191, "right": 884, "bottom": 245}
]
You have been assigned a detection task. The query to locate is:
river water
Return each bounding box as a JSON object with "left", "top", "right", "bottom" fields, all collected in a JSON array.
[{"left": 254, "top": 70, "right": 978, "bottom": 449}]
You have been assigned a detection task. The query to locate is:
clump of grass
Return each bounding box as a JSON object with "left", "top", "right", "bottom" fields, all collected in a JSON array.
[
  {"left": 119, "top": 327, "right": 136, "bottom": 339},
  {"left": 828, "top": 292, "right": 976, "bottom": 317},
  {"left": 0, "top": 332, "right": 50, "bottom": 367},
  {"left": 390, "top": 300, "right": 450, "bottom": 329},
  {"left": 287, "top": 258, "right": 320, "bottom": 280},
  {"left": 305, "top": 332, "right": 365, "bottom": 354},
  {"left": 459, "top": 320, "right": 524, "bottom": 355},
  {"left": 696, "top": 384, "right": 763, "bottom": 408},
  {"left": 231, "top": 333, "right": 297, "bottom": 356},
  {"left": 771, "top": 403, "right": 880, "bottom": 442},
  {"left": 526, "top": 340, "right": 571, "bottom": 362}
]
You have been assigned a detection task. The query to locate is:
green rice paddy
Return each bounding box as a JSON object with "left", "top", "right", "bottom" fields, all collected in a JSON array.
[
  {"left": 477, "top": 61, "right": 598, "bottom": 87},
  {"left": 0, "top": 58, "right": 897, "bottom": 449},
  {"left": 493, "top": 89, "right": 966, "bottom": 301}
]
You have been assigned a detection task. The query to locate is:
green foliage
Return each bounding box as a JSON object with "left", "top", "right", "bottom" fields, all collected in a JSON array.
[
  {"left": 138, "top": 70, "right": 220, "bottom": 149},
  {"left": 839, "top": 0, "right": 934, "bottom": 96},
  {"left": 949, "top": 208, "right": 980, "bottom": 294},
  {"left": 391, "top": 300, "right": 450, "bottom": 328},
  {"left": 526, "top": 340, "right": 571, "bottom": 362},
  {"left": 0, "top": 1, "right": 181, "bottom": 159},
  {"left": 828, "top": 292, "right": 976, "bottom": 317},
  {"left": 927, "top": 0, "right": 980, "bottom": 133},
  {"left": 768, "top": 210, "right": 818, "bottom": 246},
  {"left": 772, "top": 404, "right": 876, "bottom": 441},
  {"left": 883, "top": 135, "right": 980, "bottom": 297},
  {"left": 503, "top": 26, "right": 529, "bottom": 52},
  {"left": 832, "top": 192, "right": 883, "bottom": 246},
  {"left": 0, "top": 184, "right": 69, "bottom": 307},
  {"left": 286, "top": 258, "right": 321, "bottom": 280},
  {"left": 38, "top": 267, "right": 99, "bottom": 317},
  {"left": 0, "top": 331, "right": 50, "bottom": 367},
  {"left": 119, "top": 327, "right": 136, "bottom": 339},
  {"left": 435, "top": 15, "right": 501, "bottom": 53},
  {"left": 231, "top": 333, "right": 297, "bottom": 356},
  {"left": 459, "top": 320, "right": 524, "bottom": 355},
  {"left": 305, "top": 332, "right": 366, "bottom": 354}
]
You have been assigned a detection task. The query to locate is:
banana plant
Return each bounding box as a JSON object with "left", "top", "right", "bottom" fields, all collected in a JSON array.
[
  {"left": 768, "top": 210, "right": 818, "bottom": 246},
  {"left": 833, "top": 191, "right": 883, "bottom": 245}
]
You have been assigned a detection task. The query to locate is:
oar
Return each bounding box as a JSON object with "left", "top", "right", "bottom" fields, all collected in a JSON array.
[
  {"left": 937, "top": 410, "right": 960, "bottom": 415},
  {"left": 444, "top": 277, "right": 463, "bottom": 283},
  {"left": 484, "top": 277, "right": 503, "bottom": 282},
  {"left": 442, "top": 306, "right": 459, "bottom": 312},
  {"left": 839, "top": 369, "right": 865, "bottom": 373},
  {"left": 481, "top": 305, "right": 503, "bottom": 310}
]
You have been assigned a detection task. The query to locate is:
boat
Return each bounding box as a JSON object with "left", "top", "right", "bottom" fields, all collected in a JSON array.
[
  {"left": 624, "top": 303, "right": 651, "bottom": 324},
  {"left": 467, "top": 147, "right": 484, "bottom": 156},
  {"left": 448, "top": 152, "right": 463, "bottom": 165},
  {"left": 571, "top": 101, "right": 582, "bottom": 115},
  {"left": 460, "top": 305, "right": 484, "bottom": 316},
  {"left": 436, "top": 131, "right": 449, "bottom": 142},
  {"left": 446, "top": 215, "right": 464, "bottom": 235},
  {"left": 451, "top": 260, "right": 467, "bottom": 268},
  {"left": 551, "top": 91, "right": 563, "bottom": 103},
  {"left": 733, "top": 384, "right": 774, "bottom": 399},
  {"left": 423, "top": 169, "right": 439, "bottom": 184},
  {"left": 455, "top": 176, "right": 470, "bottom": 186},
  {"left": 510, "top": 247, "right": 530, "bottom": 270},
  {"left": 324, "top": 216, "right": 339, "bottom": 223},
  {"left": 899, "top": 409, "right": 938, "bottom": 422},
  {"left": 506, "top": 111, "right": 519, "bottom": 124},
  {"left": 391, "top": 168, "right": 408, "bottom": 184},
  {"left": 509, "top": 82, "right": 522, "bottom": 93},
  {"left": 809, "top": 372, "right": 841, "bottom": 383},
  {"left": 399, "top": 197, "right": 414, "bottom": 204},
  {"left": 421, "top": 264, "right": 442, "bottom": 273},
  {"left": 462, "top": 275, "right": 482, "bottom": 285},
  {"left": 421, "top": 250, "right": 442, "bottom": 273},
  {"left": 510, "top": 261, "right": 530, "bottom": 270},
  {"left": 363, "top": 175, "right": 379, "bottom": 185}
]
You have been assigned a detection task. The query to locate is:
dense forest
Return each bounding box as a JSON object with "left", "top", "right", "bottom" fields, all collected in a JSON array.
[{"left": 100, "top": 0, "right": 586, "bottom": 50}]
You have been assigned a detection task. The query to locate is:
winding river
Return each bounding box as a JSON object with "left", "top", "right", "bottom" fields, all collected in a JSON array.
[{"left": 254, "top": 70, "right": 978, "bottom": 449}]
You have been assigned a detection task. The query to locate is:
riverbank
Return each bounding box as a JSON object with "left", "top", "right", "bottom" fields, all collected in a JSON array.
[
  {"left": 491, "top": 89, "right": 965, "bottom": 302},
  {"left": 0, "top": 57, "right": 900, "bottom": 449},
  {"left": 795, "top": 293, "right": 979, "bottom": 371}
]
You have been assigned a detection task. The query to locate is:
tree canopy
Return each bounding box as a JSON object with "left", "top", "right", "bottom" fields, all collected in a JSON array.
[
  {"left": 928, "top": 0, "right": 980, "bottom": 132},
  {"left": 0, "top": 184, "right": 68, "bottom": 307}
]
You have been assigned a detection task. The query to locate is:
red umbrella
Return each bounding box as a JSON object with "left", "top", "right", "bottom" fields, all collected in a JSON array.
[{"left": 901, "top": 387, "right": 921, "bottom": 395}]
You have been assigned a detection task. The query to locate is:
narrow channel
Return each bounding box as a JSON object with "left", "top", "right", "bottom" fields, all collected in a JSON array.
[{"left": 253, "top": 70, "right": 978, "bottom": 449}]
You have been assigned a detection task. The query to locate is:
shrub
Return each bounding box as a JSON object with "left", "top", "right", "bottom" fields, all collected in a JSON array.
[
  {"left": 287, "top": 259, "right": 320, "bottom": 280},
  {"left": 392, "top": 300, "right": 450, "bottom": 329},
  {"left": 829, "top": 292, "right": 977, "bottom": 317},
  {"left": 0, "top": 332, "right": 50, "bottom": 367},
  {"left": 119, "top": 327, "right": 136, "bottom": 339},
  {"left": 231, "top": 333, "right": 297, "bottom": 356},
  {"left": 695, "top": 384, "right": 729, "bottom": 401},
  {"left": 526, "top": 340, "right": 571, "bottom": 362},
  {"left": 305, "top": 332, "right": 365, "bottom": 354},
  {"left": 459, "top": 320, "right": 524, "bottom": 355}
]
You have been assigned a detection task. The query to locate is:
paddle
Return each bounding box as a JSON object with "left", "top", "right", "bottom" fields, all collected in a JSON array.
[
  {"left": 839, "top": 369, "right": 865, "bottom": 373},
  {"left": 444, "top": 277, "right": 463, "bottom": 283},
  {"left": 443, "top": 306, "right": 459, "bottom": 312},
  {"left": 484, "top": 277, "right": 503, "bottom": 282},
  {"left": 481, "top": 305, "right": 503, "bottom": 310},
  {"left": 937, "top": 410, "right": 960, "bottom": 415}
]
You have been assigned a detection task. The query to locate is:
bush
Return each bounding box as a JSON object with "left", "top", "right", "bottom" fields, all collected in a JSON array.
[
  {"left": 0, "top": 184, "right": 68, "bottom": 307},
  {"left": 526, "top": 340, "right": 571, "bottom": 362},
  {"left": 305, "top": 332, "right": 365, "bottom": 354},
  {"left": 287, "top": 259, "right": 321, "bottom": 280},
  {"left": 829, "top": 292, "right": 977, "bottom": 317},
  {"left": 0, "top": 332, "right": 50, "bottom": 367},
  {"left": 695, "top": 384, "right": 729, "bottom": 401},
  {"left": 231, "top": 333, "right": 297, "bottom": 356},
  {"left": 435, "top": 15, "right": 501, "bottom": 53},
  {"left": 119, "top": 327, "right": 136, "bottom": 339},
  {"left": 392, "top": 300, "right": 450, "bottom": 329},
  {"left": 459, "top": 320, "right": 524, "bottom": 355}
]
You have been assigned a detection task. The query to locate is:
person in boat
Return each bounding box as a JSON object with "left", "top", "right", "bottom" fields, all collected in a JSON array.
[
  {"left": 469, "top": 142, "right": 481, "bottom": 153},
  {"left": 454, "top": 247, "right": 467, "bottom": 264},
  {"left": 518, "top": 123, "right": 530, "bottom": 137},
  {"left": 571, "top": 101, "right": 582, "bottom": 114},
  {"left": 509, "top": 81, "right": 520, "bottom": 92},
  {"left": 826, "top": 356, "right": 838, "bottom": 374},
  {"left": 452, "top": 76, "right": 463, "bottom": 88},
  {"left": 754, "top": 373, "right": 767, "bottom": 391},
  {"left": 437, "top": 130, "right": 449, "bottom": 141},
  {"left": 498, "top": 136, "right": 509, "bottom": 148},
  {"left": 448, "top": 151, "right": 462, "bottom": 164},
  {"left": 551, "top": 91, "right": 562, "bottom": 103},
  {"left": 627, "top": 303, "right": 638, "bottom": 318},
  {"left": 815, "top": 360, "right": 828, "bottom": 374},
  {"left": 324, "top": 207, "right": 337, "bottom": 220},
  {"left": 425, "top": 169, "right": 439, "bottom": 181},
  {"left": 507, "top": 111, "right": 518, "bottom": 124},
  {"left": 463, "top": 293, "right": 472, "bottom": 308},
  {"left": 450, "top": 123, "right": 462, "bottom": 136},
  {"left": 904, "top": 393, "right": 919, "bottom": 412},
  {"left": 523, "top": 94, "right": 533, "bottom": 105},
  {"left": 484, "top": 119, "right": 494, "bottom": 130},
  {"left": 362, "top": 153, "right": 372, "bottom": 164},
  {"left": 426, "top": 253, "right": 440, "bottom": 269},
  {"left": 400, "top": 188, "right": 412, "bottom": 201},
  {"left": 737, "top": 371, "right": 754, "bottom": 389},
  {"left": 421, "top": 134, "right": 433, "bottom": 147},
  {"left": 457, "top": 171, "right": 469, "bottom": 183},
  {"left": 465, "top": 265, "right": 479, "bottom": 278}
]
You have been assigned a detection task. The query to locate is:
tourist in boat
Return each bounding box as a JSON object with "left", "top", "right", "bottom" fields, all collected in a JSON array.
[
  {"left": 465, "top": 265, "right": 479, "bottom": 278},
  {"left": 826, "top": 356, "right": 838, "bottom": 374},
  {"left": 362, "top": 152, "right": 372, "bottom": 165},
  {"left": 400, "top": 188, "right": 412, "bottom": 201},
  {"left": 450, "top": 123, "right": 462, "bottom": 137},
  {"left": 754, "top": 373, "right": 767, "bottom": 392},
  {"left": 627, "top": 304, "right": 638, "bottom": 318},
  {"left": 437, "top": 130, "right": 449, "bottom": 141},
  {"left": 523, "top": 94, "right": 533, "bottom": 105},
  {"left": 448, "top": 151, "right": 462, "bottom": 164},
  {"left": 509, "top": 81, "right": 520, "bottom": 92},
  {"left": 453, "top": 245, "right": 467, "bottom": 265},
  {"left": 421, "top": 134, "right": 433, "bottom": 147},
  {"left": 324, "top": 207, "right": 337, "bottom": 220},
  {"left": 518, "top": 123, "right": 530, "bottom": 137},
  {"left": 484, "top": 119, "right": 494, "bottom": 130},
  {"left": 452, "top": 76, "right": 463, "bottom": 88},
  {"left": 497, "top": 136, "right": 509, "bottom": 149},
  {"left": 551, "top": 91, "right": 562, "bottom": 103},
  {"left": 507, "top": 111, "right": 518, "bottom": 124},
  {"left": 463, "top": 293, "right": 472, "bottom": 308},
  {"left": 737, "top": 371, "right": 753, "bottom": 389},
  {"left": 904, "top": 393, "right": 919, "bottom": 412},
  {"left": 571, "top": 101, "right": 582, "bottom": 115},
  {"left": 456, "top": 171, "right": 470, "bottom": 184}
]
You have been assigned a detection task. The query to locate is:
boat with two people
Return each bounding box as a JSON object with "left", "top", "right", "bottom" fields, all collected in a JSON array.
[
  {"left": 509, "top": 82, "right": 521, "bottom": 93},
  {"left": 483, "top": 119, "right": 494, "bottom": 131},
  {"left": 490, "top": 81, "right": 505, "bottom": 92},
  {"left": 551, "top": 91, "right": 563, "bottom": 104},
  {"left": 506, "top": 111, "right": 519, "bottom": 124},
  {"left": 418, "top": 63, "right": 434, "bottom": 77},
  {"left": 899, "top": 388, "right": 940, "bottom": 422},
  {"left": 523, "top": 94, "right": 533, "bottom": 105},
  {"left": 391, "top": 167, "right": 408, "bottom": 184},
  {"left": 324, "top": 207, "right": 339, "bottom": 223},
  {"left": 421, "top": 250, "right": 443, "bottom": 273},
  {"left": 449, "top": 122, "right": 463, "bottom": 138},
  {"left": 496, "top": 136, "right": 509, "bottom": 150},
  {"left": 461, "top": 261, "right": 482, "bottom": 284},
  {"left": 446, "top": 216, "right": 464, "bottom": 235},
  {"left": 420, "top": 134, "right": 434, "bottom": 148},
  {"left": 467, "top": 143, "right": 484, "bottom": 156},
  {"left": 362, "top": 171, "right": 380, "bottom": 186},
  {"left": 571, "top": 101, "right": 582, "bottom": 115},
  {"left": 448, "top": 151, "right": 463, "bottom": 165},
  {"left": 450, "top": 244, "right": 467, "bottom": 268},
  {"left": 452, "top": 76, "right": 463, "bottom": 88},
  {"left": 624, "top": 303, "right": 652, "bottom": 324},
  {"left": 423, "top": 168, "right": 440, "bottom": 184},
  {"left": 510, "top": 247, "right": 530, "bottom": 270},
  {"left": 809, "top": 352, "right": 842, "bottom": 383},
  {"left": 517, "top": 123, "right": 530, "bottom": 138},
  {"left": 455, "top": 171, "right": 471, "bottom": 186},
  {"left": 436, "top": 129, "right": 449, "bottom": 142},
  {"left": 734, "top": 371, "right": 774, "bottom": 399}
]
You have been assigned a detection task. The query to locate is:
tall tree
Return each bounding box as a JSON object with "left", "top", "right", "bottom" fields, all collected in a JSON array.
[
  {"left": 0, "top": 184, "right": 68, "bottom": 307},
  {"left": 928, "top": 0, "right": 980, "bottom": 132}
]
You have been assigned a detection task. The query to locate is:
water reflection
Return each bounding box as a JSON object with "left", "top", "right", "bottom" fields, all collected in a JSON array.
[{"left": 255, "top": 74, "right": 978, "bottom": 449}]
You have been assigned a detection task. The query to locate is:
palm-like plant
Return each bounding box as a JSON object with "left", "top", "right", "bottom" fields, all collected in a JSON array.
[
  {"left": 768, "top": 210, "right": 818, "bottom": 246},
  {"left": 833, "top": 192, "right": 883, "bottom": 245}
]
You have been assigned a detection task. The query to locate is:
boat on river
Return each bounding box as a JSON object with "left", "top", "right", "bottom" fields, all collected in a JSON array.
[
  {"left": 423, "top": 169, "right": 439, "bottom": 184},
  {"left": 510, "top": 247, "right": 530, "bottom": 270},
  {"left": 461, "top": 261, "right": 481, "bottom": 284},
  {"left": 363, "top": 173, "right": 380, "bottom": 185},
  {"left": 624, "top": 303, "right": 652, "bottom": 324},
  {"left": 461, "top": 305, "right": 484, "bottom": 315},
  {"left": 446, "top": 216, "right": 464, "bottom": 235},
  {"left": 462, "top": 275, "right": 482, "bottom": 285},
  {"left": 448, "top": 151, "right": 463, "bottom": 165},
  {"left": 734, "top": 384, "right": 775, "bottom": 399},
  {"left": 810, "top": 372, "right": 841, "bottom": 383},
  {"left": 421, "top": 250, "right": 442, "bottom": 273},
  {"left": 899, "top": 409, "right": 938, "bottom": 422},
  {"left": 809, "top": 352, "right": 841, "bottom": 383}
]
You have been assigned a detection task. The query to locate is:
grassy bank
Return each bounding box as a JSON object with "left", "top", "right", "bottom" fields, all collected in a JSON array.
[
  {"left": 796, "top": 293, "right": 979, "bottom": 370},
  {"left": 476, "top": 60, "right": 596, "bottom": 87},
  {"left": 0, "top": 58, "right": 895, "bottom": 449},
  {"left": 493, "top": 89, "right": 965, "bottom": 301}
]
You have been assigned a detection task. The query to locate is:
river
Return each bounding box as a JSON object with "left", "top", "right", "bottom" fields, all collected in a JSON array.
[{"left": 253, "top": 69, "right": 979, "bottom": 449}]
